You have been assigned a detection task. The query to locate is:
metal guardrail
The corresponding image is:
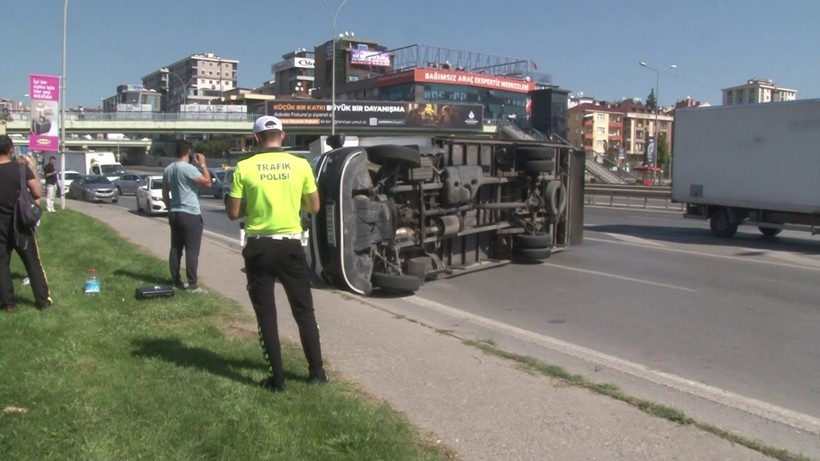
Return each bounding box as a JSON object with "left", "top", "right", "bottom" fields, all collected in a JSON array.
[{"left": 584, "top": 183, "right": 682, "bottom": 211}]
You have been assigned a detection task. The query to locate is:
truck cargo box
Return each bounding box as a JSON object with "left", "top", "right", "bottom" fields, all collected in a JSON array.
[{"left": 672, "top": 100, "right": 820, "bottom": 215}]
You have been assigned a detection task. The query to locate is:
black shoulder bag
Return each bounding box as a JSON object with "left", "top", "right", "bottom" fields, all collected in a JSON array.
[{"left": 14, "top": 163, "right": 42, "bottom": 238}]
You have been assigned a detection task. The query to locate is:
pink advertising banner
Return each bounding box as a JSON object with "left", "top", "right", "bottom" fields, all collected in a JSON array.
[{"left": 29, "top": 74, "right": 60, "bottom": 152}]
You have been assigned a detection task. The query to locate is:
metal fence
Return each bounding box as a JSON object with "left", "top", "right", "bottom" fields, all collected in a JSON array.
[{"left": 585, "top": 184, "right": 682, "bottom": 211}]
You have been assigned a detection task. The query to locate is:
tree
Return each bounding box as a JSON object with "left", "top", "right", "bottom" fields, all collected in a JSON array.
[
  {"left": 193, "top": 139, "right": 231, "bottom": 158},
  {"left": 646, "top": 89, "right": 657, "bottom": 110},
  {"left": 657, "top": 132, "right": 670, "bottom": 174}
]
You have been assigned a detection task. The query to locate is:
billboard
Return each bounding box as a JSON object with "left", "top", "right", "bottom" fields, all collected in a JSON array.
[
  {"left": 377, "top": 69, "right": 535, "bottom": 94},
  {"left": 29, "top": 74, "right": 60, "bottom": 152},
  {"left": 267, "top": 100, "right": 483, "bottom": 131},
  {"left": 350, "top": 49, "right": 391, "bottom": 67}
]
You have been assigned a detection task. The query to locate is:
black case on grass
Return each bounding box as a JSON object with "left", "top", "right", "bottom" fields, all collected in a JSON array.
[{"left": 135, "top": 285, "right": 175, "bottom": 299}]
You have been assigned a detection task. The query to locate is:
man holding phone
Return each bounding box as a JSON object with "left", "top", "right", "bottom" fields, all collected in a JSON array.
[{"left": 162, "top": 140, "right": 211, "bottom": 292}]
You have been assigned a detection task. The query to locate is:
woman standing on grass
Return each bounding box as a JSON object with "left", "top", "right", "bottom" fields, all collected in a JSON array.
[{"left": 0, "top": 135, "right": 52, "bottom": 312}]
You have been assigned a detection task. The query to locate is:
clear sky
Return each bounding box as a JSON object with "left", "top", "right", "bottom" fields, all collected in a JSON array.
[{"left": 3, "top": 0, "right": 817, "bottom": 109}]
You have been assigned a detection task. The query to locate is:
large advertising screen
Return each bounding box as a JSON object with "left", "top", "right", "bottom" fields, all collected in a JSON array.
[
  {"left": 350, "top": 49, "right": 391, "bottom": 67},
  {"left": 266, "top": 100, "right": 483, "bottom": 131},
  {"left": 28, "top": 74, "right": 60, "bottom": 152}
]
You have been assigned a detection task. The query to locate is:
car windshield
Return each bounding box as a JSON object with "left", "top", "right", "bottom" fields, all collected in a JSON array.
[
  {"left": 85, "top": 176, "right": 111, "bottom": 185},
  {"left": 100, "top": 165, "right": 125, "bottom": 176}
]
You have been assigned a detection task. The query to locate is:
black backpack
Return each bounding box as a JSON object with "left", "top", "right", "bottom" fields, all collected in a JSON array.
[{"left": 14, "top": 163, "right": 42, "bottom": 242}]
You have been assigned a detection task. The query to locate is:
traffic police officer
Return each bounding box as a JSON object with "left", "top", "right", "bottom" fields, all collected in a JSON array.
[{"left": 226, "top": 116, "right": 327, "bottom": 392}]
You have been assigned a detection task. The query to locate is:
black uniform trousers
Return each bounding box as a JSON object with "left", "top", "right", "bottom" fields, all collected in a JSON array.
[
  {"left": 168, "top": 211, "right": 203, "bottom": 287},
  {"left": 0, "top": 217, "right": 49, "bottom": 308},
  {"left": 243, "top": 237, "right": 323, "bottom": 386}
]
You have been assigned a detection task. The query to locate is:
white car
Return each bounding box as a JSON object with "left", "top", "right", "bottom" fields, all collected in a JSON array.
[
  {"left": 135, "top": 175, "right": 167, "bottom": 215},
  {"left": 60, "top": 170, "right": 81, "bottom": 195}
]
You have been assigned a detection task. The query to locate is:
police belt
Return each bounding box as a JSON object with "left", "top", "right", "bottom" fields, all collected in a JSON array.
[{"left": 246, "top": 232, "right": 302, "bottom": 240}]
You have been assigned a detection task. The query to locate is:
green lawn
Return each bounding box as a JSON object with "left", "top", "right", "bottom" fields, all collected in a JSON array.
[{"left": 0, "top": 210, "right": 450, "bottom": 461}]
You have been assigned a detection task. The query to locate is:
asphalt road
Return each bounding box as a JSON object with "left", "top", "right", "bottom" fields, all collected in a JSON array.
[{"left": 104, "top": 192, "right": 820, "bottom": 453}]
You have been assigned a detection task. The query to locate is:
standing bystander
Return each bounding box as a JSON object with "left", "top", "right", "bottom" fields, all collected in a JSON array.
[
  {"left": 0, "top": 136, "right": 52, "bottom": 312},
  {"left": 162, "top": 140, "right": 211, "bottom": 292},
  {"left": 226, "top": 116, "right": 327, "bottom": 392},
  {"left": 43, "top": 156, "right": 58, "bottom": 212}
]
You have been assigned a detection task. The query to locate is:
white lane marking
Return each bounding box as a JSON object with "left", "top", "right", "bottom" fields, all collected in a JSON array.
[
  {"left": 403, "top": 295, "right": 820, "bottom": 436},
  {"left": 539, "top": 263, "right": 696, "bottom": 293},
  {"left": 740, "top": 247, "right": 820, "bottom": 268},
  {"left": 585, "top": 236, "right": 820, "bottom": 273},
  {"left": 603, "top": 232, "right": 667, "bottom": 248}
]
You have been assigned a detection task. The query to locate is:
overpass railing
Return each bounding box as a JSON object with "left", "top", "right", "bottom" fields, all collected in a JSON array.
[{"left": 3, "top": 110, "right": 265, "bottom": 122}]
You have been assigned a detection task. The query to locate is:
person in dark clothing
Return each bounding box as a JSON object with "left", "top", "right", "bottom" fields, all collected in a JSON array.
[
  {"left": 162, "top": 140, "right": 211, "bottom": 292},
  {"left": 0, "top": 136, "right": 51, "bottom": 312},
  {"left": 226, "top": 116, "right": 327, "bottom": 392},
  {"left": 43, "top": 156, "right": 58, "bottom": 212}
]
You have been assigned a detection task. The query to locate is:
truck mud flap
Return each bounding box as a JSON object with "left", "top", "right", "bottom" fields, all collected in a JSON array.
[{"left": 310, "top": 147, "right": 374, "bottom": 295}]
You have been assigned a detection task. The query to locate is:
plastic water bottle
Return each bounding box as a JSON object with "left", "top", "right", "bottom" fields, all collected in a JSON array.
[
  {"left": 239, "top": 222, "right": 246, "bottom": 247},
  {"left": 84, "top": 268, "right": 100, "bottom": 294}
]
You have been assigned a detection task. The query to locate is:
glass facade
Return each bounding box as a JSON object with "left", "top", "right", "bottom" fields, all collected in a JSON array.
[{"left": 379, "top": 83, "right": 528, "bottom": 121}]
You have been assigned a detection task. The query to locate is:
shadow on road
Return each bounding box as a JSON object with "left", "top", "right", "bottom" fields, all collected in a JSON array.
[{"left": 585, "top": 224, "right": 820, "bottom": 256}]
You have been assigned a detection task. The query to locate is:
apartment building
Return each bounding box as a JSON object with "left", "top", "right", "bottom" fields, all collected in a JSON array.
[
  {"left": 567, "top": 102, "right": 623, "bottom": 159},
  {"left": 270, "top": 48, "right": 315, "bottom": 97},
  {"left": 142, "top": 53, "right": 238, "bottom": 111},
  {"left": 721, "top": 79, "right": 797, "bottom": 105},
  {"left": 568, "top": 99, "right": 675, "bottom": 167}
]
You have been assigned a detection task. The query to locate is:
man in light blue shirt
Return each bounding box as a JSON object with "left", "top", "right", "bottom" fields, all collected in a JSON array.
[{"left": 162, "top": 140, "right": 211, "bottom": 292}]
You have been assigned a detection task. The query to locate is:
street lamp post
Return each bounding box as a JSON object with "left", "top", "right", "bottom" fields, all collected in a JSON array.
[
  {"left": 321, "top": 0, "right": 350, "bottom": 135},
  {"left": 163, "top": 69, "right": 193, "bottom": 111},
  {"left": 60, "top": 0, "right": 68, "bottom": 210},
  {"left": 639, "top": 61, "right": 676, "bottom": 185}
]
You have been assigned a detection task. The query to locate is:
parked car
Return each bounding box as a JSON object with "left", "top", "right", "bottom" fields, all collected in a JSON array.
[
  {"left": 66, "top": 175, "right": 119, "bottom": 203},
  {"left": 113, "top": 173, "right": 148, "bottom": 195},
  {"left": 198, "top": 168, "right": 234, "bottom": 199},
  {"left": 135, "top": 175, "right": 167, "bottom": 215}
]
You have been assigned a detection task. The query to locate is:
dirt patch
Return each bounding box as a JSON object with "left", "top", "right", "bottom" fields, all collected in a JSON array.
[{"left": 214, "top": 316, "right": 258, "bottom": 340}]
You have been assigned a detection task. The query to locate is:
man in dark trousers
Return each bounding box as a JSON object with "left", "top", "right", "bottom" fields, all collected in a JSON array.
[
  {"left": 42, "top": 156, "right": 58, "bottom": 212},
  {"left": 0, "top": 136, "right": 51, "bottom": 312},
  {"left": 162, "top": 140, "right": 211, "bottom": 292},
  {"left": 226, "top": 116, "right": 327, "bottom": 392}
]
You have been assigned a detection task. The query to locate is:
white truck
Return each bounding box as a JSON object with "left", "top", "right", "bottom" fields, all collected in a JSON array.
[
  {"left": 672, "top": 99, "right": 820, "bottom": 238},
  {"left": 61, "top": 150, "right": 125, "bottom": 182}
]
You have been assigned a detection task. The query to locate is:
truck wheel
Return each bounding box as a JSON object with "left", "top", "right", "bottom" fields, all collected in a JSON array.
[
  {"left": 710, "top": 209, "right": 738, "bottom": 238},
  {"left": 514, "top": 233, "right": 551, "bottom": 249},
  {"left": 366, "top": 145, "right": 422, "bottom": 168},
  {"left": 513, "top": 247, "right": 551, "bottom": 263},
  {"left": 516, "top": 146, "right": 556, "bottom": 162},
  {"left": 371, "top": 272, "right": 421, "bottom": 294},
  {"left": 758, "top": 227, "right": 782, "bottom": 237},
  {"left": 545, "top": 181, "right": 567, "bottom": 217},
  {"left": 518, "top": 160, "right": 555, "bottom": 173}
]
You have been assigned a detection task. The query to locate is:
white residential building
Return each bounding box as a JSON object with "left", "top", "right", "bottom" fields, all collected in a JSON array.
[{"left": 721, "top": 79, "right": 797, "bottom": 105}]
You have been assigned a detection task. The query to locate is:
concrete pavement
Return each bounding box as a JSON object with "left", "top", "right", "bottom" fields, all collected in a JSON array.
[{"left": 65, "top": 199, "right": 775, "bottom": 461}]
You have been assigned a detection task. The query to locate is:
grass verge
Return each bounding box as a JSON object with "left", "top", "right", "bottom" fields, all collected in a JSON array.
[
  {"left": 0, "top": 210, "right": 451, "bottom": 461},
  {"left": 465, "top": 339, "right": 813, "bottom": 461}
]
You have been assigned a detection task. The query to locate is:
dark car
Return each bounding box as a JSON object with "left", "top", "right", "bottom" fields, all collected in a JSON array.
[
  {"left": 113, "top": 173, "right": 148, "bottom": 195},
  {"left": 67, "top": 175, "right": 119, "bottom": 203},
  {"left": 305, "top": 136, "right": 570, "bottom": 297},
  {"left": 198, "top": 168, "right": 234, "bottom": 199}
]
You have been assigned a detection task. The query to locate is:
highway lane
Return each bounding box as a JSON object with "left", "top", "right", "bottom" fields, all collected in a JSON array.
[
  {"left": 104, "top": 194, "right": 819, "bottom": 447},
  {"left": 417, "top": 207, "right": 820, "bottom": 419}
]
